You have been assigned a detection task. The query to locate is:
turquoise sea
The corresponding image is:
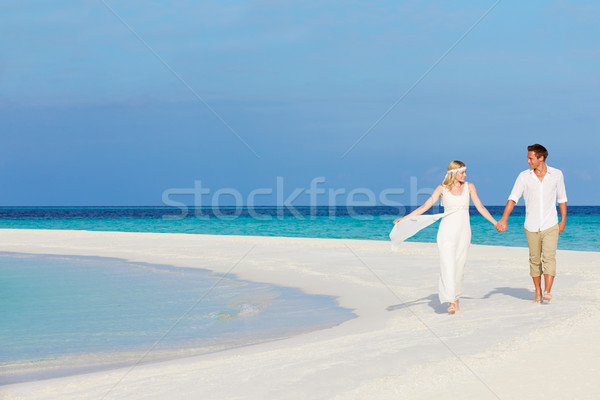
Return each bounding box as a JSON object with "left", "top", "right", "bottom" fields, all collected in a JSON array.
[
  {"left": 1, "top": 206, "right": 597, "bottom": 384},
  {"left": 0, "top": 206, "right": 598, "bottom": 251}
]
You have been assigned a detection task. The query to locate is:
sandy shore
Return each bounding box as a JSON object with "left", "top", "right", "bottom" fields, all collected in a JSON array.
[{"left": 1, "top": 229, "right": 599, "bottom": 400}]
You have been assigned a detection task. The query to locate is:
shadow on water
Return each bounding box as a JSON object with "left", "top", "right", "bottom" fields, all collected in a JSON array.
[{"left": 482, "top": 287, "right": 533, "bottom": 301}]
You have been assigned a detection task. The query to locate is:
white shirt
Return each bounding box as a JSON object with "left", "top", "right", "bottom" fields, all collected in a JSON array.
[{"left": 508, "top": 166, "right": 567, "bottom": 232}]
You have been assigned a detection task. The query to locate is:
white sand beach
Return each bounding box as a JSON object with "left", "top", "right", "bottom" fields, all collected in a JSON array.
[{"left": 1, "top": 229, "right": 599, "bottom": 400}]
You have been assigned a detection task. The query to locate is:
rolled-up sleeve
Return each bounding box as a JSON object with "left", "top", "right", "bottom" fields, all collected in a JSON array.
[
  {"left": 508, "top": 174, "right": 524, "bottom": 204},
  {"left": 556, "top": 171, "right": 568, "bottom": 204}
]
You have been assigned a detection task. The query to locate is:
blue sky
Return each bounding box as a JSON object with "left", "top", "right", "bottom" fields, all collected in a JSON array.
[{"left": 1, "top": 1, "right": 598, "bottom": 206}]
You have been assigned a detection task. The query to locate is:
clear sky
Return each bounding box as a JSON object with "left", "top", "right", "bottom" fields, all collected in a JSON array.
[{"left": 1, "top": 1, "right": 598, "bottom": 206}]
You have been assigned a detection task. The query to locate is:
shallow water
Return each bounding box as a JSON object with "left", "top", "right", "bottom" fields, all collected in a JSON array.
[{"left": 0, "top": 252, "right": 355, "bottom": 384}]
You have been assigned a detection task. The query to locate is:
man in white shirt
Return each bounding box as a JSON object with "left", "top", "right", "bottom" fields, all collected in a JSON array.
[{"left": 497, "top": 144, "right": 567, "bottom": 304}]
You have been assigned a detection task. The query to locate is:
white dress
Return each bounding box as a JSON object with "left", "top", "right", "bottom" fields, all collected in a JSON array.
[{"left": 437, "top": 182, "right": 471, "bottom": 303}]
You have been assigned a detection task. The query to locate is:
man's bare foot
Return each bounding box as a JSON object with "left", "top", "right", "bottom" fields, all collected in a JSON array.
[
  {"left": 533, "top": 294, "right": 542, "bottom": 304},
  {"left": 543, "top": 291, "right": 552, "bottom": 303}
]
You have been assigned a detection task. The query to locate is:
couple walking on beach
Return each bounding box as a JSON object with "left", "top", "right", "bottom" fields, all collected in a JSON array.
[{"left": 392, "top": 144, "right": 567, "bottom": 314}]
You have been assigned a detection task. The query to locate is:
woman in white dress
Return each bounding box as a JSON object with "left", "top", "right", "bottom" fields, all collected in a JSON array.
[{"left": 394, "top": 161, "right": 498, "bottom": 314}]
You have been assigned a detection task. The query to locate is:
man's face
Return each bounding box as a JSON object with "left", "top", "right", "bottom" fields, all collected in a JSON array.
[{"left": 527, "top": 151, "right": 543, "bottom": 170}]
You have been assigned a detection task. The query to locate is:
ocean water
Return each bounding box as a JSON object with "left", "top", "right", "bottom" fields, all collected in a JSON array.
[
  {"left": 0, "top": 252, "right": 354, "bottom": 384},
  {"left": 0, "top": 206, "right": 598, "bottom": 251}
]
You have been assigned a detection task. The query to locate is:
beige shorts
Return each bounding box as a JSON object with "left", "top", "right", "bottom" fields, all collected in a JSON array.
[{"left": 525, "top": 224, "right": 559, "bottom": 277}]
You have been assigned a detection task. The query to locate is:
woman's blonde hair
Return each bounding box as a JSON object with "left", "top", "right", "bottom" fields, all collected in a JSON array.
[{"left": 442, "top": 160, "right": 466, "bottom": 190}]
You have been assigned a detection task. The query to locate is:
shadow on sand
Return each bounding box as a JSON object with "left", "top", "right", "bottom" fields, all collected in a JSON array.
[
  {"left": 386, "top": 294, "right": 467, "bottom": 315},
  {"left": 482, "top": 286, "right": 533, "bottom": 301},
  {"left": 386, "top": 287, "right": 533, "bottom": 314}
]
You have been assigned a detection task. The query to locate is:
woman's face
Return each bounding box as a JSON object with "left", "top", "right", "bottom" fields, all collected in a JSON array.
[{"left": 455, "top": 168, "right": 466, "bottom": 183}]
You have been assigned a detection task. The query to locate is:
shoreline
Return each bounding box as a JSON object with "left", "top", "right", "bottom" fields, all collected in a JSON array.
[
  {"left": 1, "top": 247, "right": 356, "bottom": 386},
  {"left": 2, "top": 229, "right": 600, "bottom": 399}
]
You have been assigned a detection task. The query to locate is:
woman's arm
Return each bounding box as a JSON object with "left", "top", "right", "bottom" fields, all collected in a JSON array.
[
  {"left": 469, "top": 183, "right": 498, "bottom": 226},
  {"left": 394, "top": 185, "right": 444, "bottom": 224}
]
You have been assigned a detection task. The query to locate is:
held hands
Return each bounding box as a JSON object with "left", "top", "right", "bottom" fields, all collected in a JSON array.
[{"left": 496, "top": 220, "right": 507, "bottom": 233}]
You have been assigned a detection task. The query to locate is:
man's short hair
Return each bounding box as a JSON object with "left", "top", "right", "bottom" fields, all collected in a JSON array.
[{"left": 527, "top": 144, "right": 548, "bottom": 161}]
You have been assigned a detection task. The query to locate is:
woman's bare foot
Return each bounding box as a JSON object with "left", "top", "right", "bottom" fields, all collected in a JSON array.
[
  {"left": 448, "top": 303, "right": 456, "bottom": 314},
  {"left": 455, "top": 299, "right": 460, "bottom": 312}
]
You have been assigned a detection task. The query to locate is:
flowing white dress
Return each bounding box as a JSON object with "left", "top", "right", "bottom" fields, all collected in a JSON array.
[
  {"left": 389, "top": 212, "right": 445, "bottom": 250},
  {"left": 437, "top": 182, "right": 471, "bottom": 303}
]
